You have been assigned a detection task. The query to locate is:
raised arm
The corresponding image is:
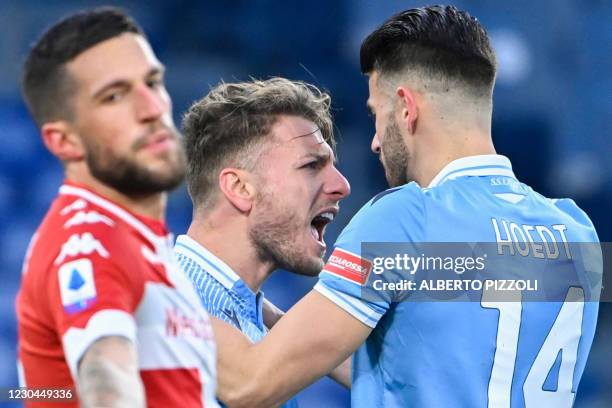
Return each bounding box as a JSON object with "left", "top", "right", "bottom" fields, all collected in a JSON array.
[
  {"left": 78, "top": 336, "right": 145, "bottom": 408},
  {"left": 214, "top": 290, "right": 371, "bottom": 408},
  {"left": 262, "top": 297, "right": 352, "bottom": 389}
]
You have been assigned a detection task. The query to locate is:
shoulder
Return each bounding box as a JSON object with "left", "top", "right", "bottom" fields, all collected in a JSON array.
[
  {"left": 525, "top": 187, "right": 598, "bottom": 241},
  {"left": 550, "top": 197, "right": 593, "bottom": 225},
  {"left": 49, "top": 194, "right": 137, "bottom": 245},
  {"left": 551, "top": 197, "right": 598, "bottom": 240},
  {"left": 26, "top": 195, "right": 128, "bottom": 271},
  {"left": 338, "top": 182, "right": 426, "bottom": 247},
  {"left": 174, "top": 249, "right": 237, "bottom": 311},
  {"left": 26, "top": 193, "right": 155, "bottom": 299},
  {"left": 369, "top": 182, "right": 424, "bottom": 208},
  {"left": 356, "top": 182, "right": 424, "bottom": 223}
]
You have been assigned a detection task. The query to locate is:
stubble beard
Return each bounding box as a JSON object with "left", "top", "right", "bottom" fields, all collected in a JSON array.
[
  {"left": 381, "top": 118, "right": 410, "bottom": 187},
  {"left": 84, "top": 126, "right": 186, "bottom": 197},
  {"left": 249, "top": 189, "right": 324, "bottom": 277}
]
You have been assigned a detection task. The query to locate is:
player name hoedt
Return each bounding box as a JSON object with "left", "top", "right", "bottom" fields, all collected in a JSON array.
[{"left": 491, "top": 218, "right": 571, "bottom": 259}]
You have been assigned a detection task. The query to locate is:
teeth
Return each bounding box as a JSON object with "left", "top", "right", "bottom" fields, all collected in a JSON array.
[{"left": 318, "top": 212, "right": 334, "bottom": 221}]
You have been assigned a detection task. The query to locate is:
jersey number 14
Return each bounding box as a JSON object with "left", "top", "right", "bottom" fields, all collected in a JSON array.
[{"left": 482, "top": 286, "right": 584, "bottom": 408}]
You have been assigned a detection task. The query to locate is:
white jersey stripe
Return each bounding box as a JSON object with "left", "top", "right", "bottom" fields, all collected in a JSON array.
[
  {"left": 314, "top": 282, "right": 381, "bottom": 328},
  {"left": 62, "top": 309, "right": 136, "bottom": 380}
]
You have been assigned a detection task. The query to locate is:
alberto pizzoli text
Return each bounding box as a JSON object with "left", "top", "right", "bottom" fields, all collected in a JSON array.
[{"left": 372, "top": 279, "right": 538, "bottom": 292}]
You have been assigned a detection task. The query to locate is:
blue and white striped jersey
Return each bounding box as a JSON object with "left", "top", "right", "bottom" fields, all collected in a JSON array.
[
  {"left": 174, "top": 234, "right": 299, "bottom": 408},
  {"left": 315, "top": 155, "right": 601, "bottom": 408}
]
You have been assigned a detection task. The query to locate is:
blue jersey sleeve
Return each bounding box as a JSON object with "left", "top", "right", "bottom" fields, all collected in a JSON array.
[{"left": 315, "top": 183, "right": 426, "bottom": 327}]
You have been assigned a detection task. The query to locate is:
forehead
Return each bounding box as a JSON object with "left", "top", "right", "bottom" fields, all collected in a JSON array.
[
  {"left": 271, "top": 115, "right": 318, "bottom": 141},
  {"left": 269, "top": 115, "right": 333, "bottom": 156},
  {"left": 367, "top": 71, "right": 394, "bottom": 113},
  {"left": 367, "top": 72, "right": 382, "bottom": 109},
  {"left": 66, "top": 33, "right": 160, "bottom": 94}
]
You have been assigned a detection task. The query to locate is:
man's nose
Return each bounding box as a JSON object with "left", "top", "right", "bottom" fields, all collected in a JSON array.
[
  {"left": 371, "top": 133, "right": 381, "bottom": 154},
  {"left": 325, "top": 165, "right": 351, "bottom": 200},
  {"left": 135, "top": 85, "right": 167, "bottom": 122}
]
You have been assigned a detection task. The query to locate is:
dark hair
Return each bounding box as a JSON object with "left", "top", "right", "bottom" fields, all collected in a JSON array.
[
  {"left": 22, "top": 7, "right": 144, "bottom": 127},
  {"left": 360, "top": 5, "right": 496, "bottom": 93},
  {"left": 182, "top": 77, "right": 335, "bottom": 209}
]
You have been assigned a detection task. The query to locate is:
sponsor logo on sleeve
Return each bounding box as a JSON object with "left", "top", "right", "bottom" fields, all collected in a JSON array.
[
  {"left": 58, "top": 259, "right": 97, "bottom": 314},
  {"left": 54, "top": 233, "right": 110, "bottom": 265},
  {"left": 323, "top": 248, "right": 373, "bottom": 285}
]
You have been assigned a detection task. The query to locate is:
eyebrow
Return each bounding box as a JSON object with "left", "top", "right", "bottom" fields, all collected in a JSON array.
[
  {"left": 299, "top": 150, "right": 336, "bottom": 165},
  {"left": 91, "top": 65, "right": 166, "bottom": 99}
]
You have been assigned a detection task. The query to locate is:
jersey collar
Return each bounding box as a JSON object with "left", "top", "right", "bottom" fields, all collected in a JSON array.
[
  {"left": 174, "top": 234, "right": 241, "bottom": 289},
  {"left": 174, "top": 234, "right": 263, "bottom": 327},
  {"left": 427, "top": 154, "right": 516, "bottom": 188}
]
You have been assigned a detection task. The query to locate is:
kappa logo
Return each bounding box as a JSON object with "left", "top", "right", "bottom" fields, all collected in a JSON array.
[
  {"left": 58, "top": 258, "right": 97, "bottom": 314},
  {"left": 324, "top": 248, "right": 373, "bottom": 285},
  {"left": 64, "top": 211, "right": 114, "bottom": 228},
  {"left": 60, "top": 199, "right": 88, "bottom": 215},
  {"left": 54, "top": 233, "right": 110, "bottom": 265}
]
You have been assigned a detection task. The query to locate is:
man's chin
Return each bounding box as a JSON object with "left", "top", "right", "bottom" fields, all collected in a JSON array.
[
  {"left": 287, "top": 258, "right": 325, "bottom": 277},
  {"left": 385, "top": 170, "right": 408, "bottom": 188}
]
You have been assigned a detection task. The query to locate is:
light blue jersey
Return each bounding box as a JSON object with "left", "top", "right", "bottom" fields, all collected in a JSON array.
[
  {"left": 175, "top": 235, "right": 299, "bottom": 408},
  {"left": 315, "top": 155, "right": 601, "bottom": 408}
]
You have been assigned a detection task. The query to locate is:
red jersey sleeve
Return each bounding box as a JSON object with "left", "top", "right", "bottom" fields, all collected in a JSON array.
[{"left": 46, "top": 222, "right": 146, "bottom": 378}]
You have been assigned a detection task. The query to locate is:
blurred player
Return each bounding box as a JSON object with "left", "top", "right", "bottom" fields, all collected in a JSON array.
[
  {"left": 212, "top": 5, "right": 601, "bottom": 407},
  {"left": 175, "top": 78, "right": 352, "bottom": 406},
  {"left": 16, "top": 7, "right": 218, "bottom": 408}
]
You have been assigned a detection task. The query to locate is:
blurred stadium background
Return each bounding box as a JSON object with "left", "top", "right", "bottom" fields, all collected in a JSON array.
[{"left": 0, "top": 1, "right": 610, "bottom": 406}]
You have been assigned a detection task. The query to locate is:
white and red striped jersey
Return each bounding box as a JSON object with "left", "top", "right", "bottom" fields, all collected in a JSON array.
[{"left": 16, "top": 181, "right": 219, "bottom": 408}]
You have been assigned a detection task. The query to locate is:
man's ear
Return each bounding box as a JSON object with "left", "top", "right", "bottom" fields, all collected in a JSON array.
[
  {"left": 396, "top": 86, "right": 418, "bottom": 134},
  {"left": 218, "top": 168, "right": 256, "bottom": 213},
  {"left": 41, "top": 121, "right": 85, "bottom": 161}
]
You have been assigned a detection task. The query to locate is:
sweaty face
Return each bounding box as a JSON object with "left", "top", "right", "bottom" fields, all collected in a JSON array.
[
  {"left": 248, "top": 116, "right": 350, "bottom": 276},
  {"left": 68, "top": 33, "right": 185, "bottom": 196},
  {"left": 368, "top": 72, "right": 411, "bottom": 187}
]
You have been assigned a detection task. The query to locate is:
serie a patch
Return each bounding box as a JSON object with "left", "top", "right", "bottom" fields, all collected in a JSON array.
[{"left": 58, "top": 258, "right": 97, "bottom": 314}]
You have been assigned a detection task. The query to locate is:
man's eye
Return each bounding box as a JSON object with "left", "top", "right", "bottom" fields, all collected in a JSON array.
[
  {"left": 302, "top": 161, "right": 320, "bottom": 169},
  {"left": 146, "top": 78, "right": 163, "bottom": 88},
  {"left": 102, "top": 91, "right": 123, "bottom": 103}
]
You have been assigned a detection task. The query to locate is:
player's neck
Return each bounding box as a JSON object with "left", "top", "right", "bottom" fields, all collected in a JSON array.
[
  {"left": 187, "top": 216, "right": 272, "bottom": 293},
  {"left": 65, "top": 167, "right": 167, "bottom": 221},
  {"left": 414, "top": 128, "right": 496, "bottom": 187}
]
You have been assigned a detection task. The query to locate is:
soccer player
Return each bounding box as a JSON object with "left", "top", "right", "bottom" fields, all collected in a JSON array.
[
  {"left": 212, "top": 5, "right": 601, "bottom": 408},
  {"left": 175, "top": 78, "right": 352, "bottom": 406},
  {"left": 16, "top": 8, "right": 218, "bottom": 408}
]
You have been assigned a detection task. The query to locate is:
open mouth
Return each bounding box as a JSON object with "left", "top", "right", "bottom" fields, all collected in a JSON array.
[{"left": 310, "top": 210, "right": 336, "bottom": 243}]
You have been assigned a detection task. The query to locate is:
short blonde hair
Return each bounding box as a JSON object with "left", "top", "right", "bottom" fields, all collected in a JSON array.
[{"left": 182, "top": 77, "right": 335, "bottom": 209}]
